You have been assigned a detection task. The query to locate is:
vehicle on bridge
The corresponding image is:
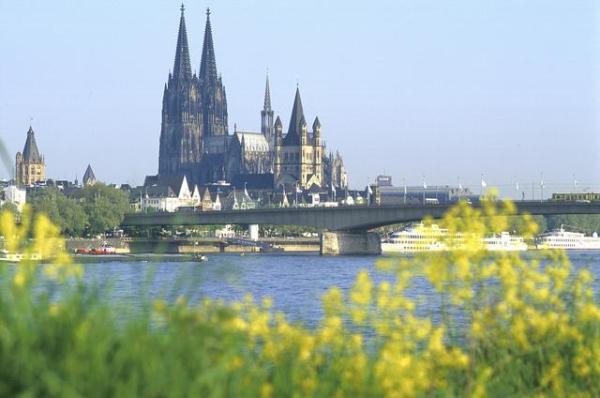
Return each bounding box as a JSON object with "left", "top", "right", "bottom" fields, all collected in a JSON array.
[{"left": 551, "top": 192, "right": 600, "bottom": 202}]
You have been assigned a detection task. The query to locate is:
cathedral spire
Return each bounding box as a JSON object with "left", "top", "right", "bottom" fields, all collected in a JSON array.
[
  {"left": 172, "top": 4, "right": 192, "bottom": 81},
  {"left": 200, "top": 8, "right": 218, "bottom": 82},
  {"left": 263, "top": 72, "right": 272, "bottom": 111}
]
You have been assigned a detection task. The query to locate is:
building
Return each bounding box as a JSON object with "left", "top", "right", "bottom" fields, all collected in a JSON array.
[
  {"left": 158, "top": 7, "right": 228, "bottom": 185},
  {"left": 375, "top": 175, "right": 393, "bottom": 187},
  {"left": 376, "top": 185, "right": 476, "bottom": 205},
  {"left": 82, "top": 164, "right": 97, "bottom": 186},
  {"left": 1, "top": 185, "right": 26, "bottom": 212},
  {"left": 141, "top": 175, "right": 201, "bottom": 212},
  {"left": 153, "top": 6, "right": 348, "bottom": 193},
  {"left": 273, "top": 88, "right": 323, "bottom": 191},
  {"left": 15, "top": 126, "right": 45, "bottom": 186}
]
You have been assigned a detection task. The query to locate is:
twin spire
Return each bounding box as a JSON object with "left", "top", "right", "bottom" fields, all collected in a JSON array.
[
  {"left": 199, "top": 7, "right": 218, "bottom": 82},
  {"left": 172, "top": 5, "right": 217, "bottom": 82},
  {"left": 172, "top": 4, "right": 192, "bottom": 80}
]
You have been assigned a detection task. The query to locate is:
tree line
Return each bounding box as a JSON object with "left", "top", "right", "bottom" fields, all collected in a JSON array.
[{"left": 25, "top": 184, "right": 130, "bottom": 237}]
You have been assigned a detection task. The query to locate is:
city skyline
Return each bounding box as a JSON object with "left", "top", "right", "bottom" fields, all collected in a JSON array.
[{"left": 0, "top": 1, "right": 597, "bottom": 196}]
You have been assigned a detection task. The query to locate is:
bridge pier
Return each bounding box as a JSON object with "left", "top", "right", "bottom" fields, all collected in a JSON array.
[
  {"left": 320, "top": 231, "right": 381, "bottom": 256},
  {"left": 248, "top": 224, "right": 259, "bottom": 241}
]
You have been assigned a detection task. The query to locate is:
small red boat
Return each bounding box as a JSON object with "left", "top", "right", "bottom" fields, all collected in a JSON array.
[{"left": 76, "top": 244, "right": 116, "bottom": 255}]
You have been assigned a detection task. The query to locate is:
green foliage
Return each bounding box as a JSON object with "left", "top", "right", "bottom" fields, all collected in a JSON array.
[
  {"left": 0, "top": 201, "right": 18, "bottom": 215},
  {"left": 545, "top": 214, "right": 600, "bottom": 234},
  {"left": 29, "top": 184, "right": 129, "bottom": 237},
  {"left": 30, "top": 188, "right": 87, "bottom": 237},
  {"left": 2, "top": 199, "right": 600, "bottom": 396},
  {"left": 80, "top": 184, "right": 130, "bottom": 235}
]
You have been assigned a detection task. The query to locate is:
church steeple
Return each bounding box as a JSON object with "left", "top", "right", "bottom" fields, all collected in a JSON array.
[
  {"left": 263, "top": 73, "right": 272, "bottom": 111},
  {"left": 200, "top": 8, "right": 218, "bottom": 82},
  {"left": 172, "top": 4, "right": 192, "bottom": 81},
  {"left": 282, "top": 86, "right": 305, "bottom": 145},
  {"left": 261, "top": 72, "right": 275, "bottom": 143}
]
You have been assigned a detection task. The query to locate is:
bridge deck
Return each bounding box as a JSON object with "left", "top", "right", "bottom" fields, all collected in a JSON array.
[{"left": 122, "top": 201, "right": 600, "bottom": 231}]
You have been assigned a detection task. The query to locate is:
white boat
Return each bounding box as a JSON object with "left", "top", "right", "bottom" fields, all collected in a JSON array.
[
  {"left": 0, "top": 249, "right": 42, "bottom": 263},
  {"left": 193, "top": 253, "right": 208, "bottom": 262},
  {"left": 381, "top": 223, "right": 448, "bottom": 253},
  {"left": 483, "top": 232, "right": 527, "bottom": 252},
  {"left": 382, "top": 223, "right": 527, "bottom": 253},
  {"left": 536, "top": 227, "right": 600, "bottom": 250}
]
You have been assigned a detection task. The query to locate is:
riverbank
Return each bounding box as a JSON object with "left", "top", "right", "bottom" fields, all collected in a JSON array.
[{"left": 66, "top": 237, "right": 321, "bottom": 256}]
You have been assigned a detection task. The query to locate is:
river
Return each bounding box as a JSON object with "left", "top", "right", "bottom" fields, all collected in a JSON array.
[{"left": 79, "top": 251, "right": 600, "bottom": 327}]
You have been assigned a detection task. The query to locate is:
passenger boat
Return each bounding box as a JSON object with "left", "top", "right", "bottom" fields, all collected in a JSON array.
[
  {"left": 483, "top": 232, "right": 527, "bottom": 252},
  {"left": 0, "top": 249, "right": 42, "bottom": 263},
  {"left": 381, "top": 224, "right": 448, "bottom": 253},
  {"left": 536, "top": 227, "right": 600, "bottom": 250},
  {"left": 382, "top": 223, "right": 527, "bottom": 253}
]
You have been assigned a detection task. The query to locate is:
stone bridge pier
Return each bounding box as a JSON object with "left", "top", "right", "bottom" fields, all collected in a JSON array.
[{"left": 320, "top": 230, "right": 381, "bottom": 256}]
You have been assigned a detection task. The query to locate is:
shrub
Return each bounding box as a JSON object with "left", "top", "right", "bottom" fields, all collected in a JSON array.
[{"left": 0, "top": 197, "right": 598, "bottom": 397}]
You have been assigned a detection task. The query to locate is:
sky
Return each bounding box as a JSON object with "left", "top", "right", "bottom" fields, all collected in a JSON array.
[{"left": 0, "top": 0, "right": 598, "bottom": 197}]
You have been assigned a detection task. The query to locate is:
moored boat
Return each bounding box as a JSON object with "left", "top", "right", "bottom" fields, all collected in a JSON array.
[
  {"left": 382, "top": 223, "right": 527, "bottom": 253},
  {"left": 75, "top": 243, "right": 116, "bottom": 255},
  {"left": 536, "top": 226, "right": 600, "bottom": 250}
]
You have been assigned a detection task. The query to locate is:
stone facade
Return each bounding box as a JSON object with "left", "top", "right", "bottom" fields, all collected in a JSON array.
[
  {"left": 273, "top": 88, "right": 324, "bottom": 191},
  {"left": 156, "top": 6, "right": 348, "bottom": 192},
  {"left": 15, "top": 126, "right": 45, "bottom": 186},
  {"left": 158, "top": 7, "right": 228, "bottom": 185}
]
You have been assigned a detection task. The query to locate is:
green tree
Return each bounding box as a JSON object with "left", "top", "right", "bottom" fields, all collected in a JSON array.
[
  {"left": 80, "top": 184, "right": 129, "bottom": 235},
  {"left": 545, "top": 214, "right": 600, "bottom": 234},
  {"left": 29, "top": 187, "right": 61, "bottom": 225},
  {"left": 56, "top": 194, "right": 88, "bottom": 236},
  {"left": 0, "top": 202, "right": 18, "bottom": 215},
  {"left": 29, "top": 187, "right": 88, "bottom": 237}
]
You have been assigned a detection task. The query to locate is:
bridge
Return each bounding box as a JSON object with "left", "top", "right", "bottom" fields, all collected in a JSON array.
[{"left": 122, "top": 201, "right": 600, "bottom": 255}]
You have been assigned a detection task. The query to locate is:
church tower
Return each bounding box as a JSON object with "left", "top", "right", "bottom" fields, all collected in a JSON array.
[
  {"left": 261, "top": 73, "right": 274, "bottom": 147},
  {"left": 199, "top": 8, "right": 228, "bottom": 139},
  {"left": 15, "top": 126, "right": 45, "bottom": 186},
  {"left": 158, "top": 4, "right": 203, "bottom": 181}
]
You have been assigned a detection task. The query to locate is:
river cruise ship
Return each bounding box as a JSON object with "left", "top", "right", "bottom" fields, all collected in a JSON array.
[
  {"left": 0, "top": 249, "right": 42, "bottom": 263},
  {"left": 536, "top": 227, "right": 600, "bottom": 250},
  {"left": 382, "top": 224, "right": 527, "bottom": 253}
]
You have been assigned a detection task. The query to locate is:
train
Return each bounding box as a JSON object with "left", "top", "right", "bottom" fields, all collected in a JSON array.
[{"left": 551, "top": 192, "right": 600, "bottom": 202}]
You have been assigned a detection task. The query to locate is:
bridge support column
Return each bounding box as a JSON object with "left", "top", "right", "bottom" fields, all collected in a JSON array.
[
  {"left": 320, "top": 231, "right": 381, "bottom": 256},
  {"left": 248, "top": 224, "right": 259, "bottom": 241}
]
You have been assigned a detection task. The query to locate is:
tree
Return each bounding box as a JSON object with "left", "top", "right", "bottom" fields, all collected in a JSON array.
[
  {"left": 56, "top": 194, "right": 88, "bottom": 236},
  {"left": 80, "top": 184, "right": 130, "bottom": 235},
  {"left": 0, "top": 202, "right": 18, "bottom": 215},
  {"left": 545, "top": 215, "right": 600, "bottom": 235},
  {"left": 29, "top": 187, "right": 88, "bottom": 237}
]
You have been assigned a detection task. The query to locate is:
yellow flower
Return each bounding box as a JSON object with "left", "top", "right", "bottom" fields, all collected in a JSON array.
[
  {"left": 350, "top": 271, "right": 372, "bottom": 306},
  {"left": 13, "top": 271, "right": 26, "bottom": 288},
  {"left": 260, "top": 383, "right": 273, "bottom": 398}
]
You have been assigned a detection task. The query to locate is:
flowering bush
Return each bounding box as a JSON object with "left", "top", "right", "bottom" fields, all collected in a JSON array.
[{"left": 0, "top": 198, "right": 598, "bottom": 397}]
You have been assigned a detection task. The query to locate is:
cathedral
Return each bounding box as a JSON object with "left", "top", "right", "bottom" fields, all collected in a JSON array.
[{"left": 155, "top": 6, "right": 347, "bottom": 192}]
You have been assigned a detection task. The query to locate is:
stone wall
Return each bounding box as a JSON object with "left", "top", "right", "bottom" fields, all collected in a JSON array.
[{"left": 320, "top": 231, "right": 381, "bottom": 256}]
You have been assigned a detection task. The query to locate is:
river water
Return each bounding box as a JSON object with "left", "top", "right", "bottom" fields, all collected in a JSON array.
[{"left": 81, "top": 251, "right": 600, "bottom": 327}]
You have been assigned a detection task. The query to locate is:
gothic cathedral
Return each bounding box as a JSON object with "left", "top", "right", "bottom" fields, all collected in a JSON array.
[{"left": 156, "top": 6, "right": 347, "bottom": 192}]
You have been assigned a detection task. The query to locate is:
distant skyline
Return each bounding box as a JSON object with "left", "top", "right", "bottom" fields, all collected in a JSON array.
[{"left": 0, "top": 1, "right": 598, "bottom": 197}]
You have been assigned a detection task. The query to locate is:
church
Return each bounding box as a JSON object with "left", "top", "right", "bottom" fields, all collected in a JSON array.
[{"left": 154, "top": 6, "right": 347, "bottom": 193}]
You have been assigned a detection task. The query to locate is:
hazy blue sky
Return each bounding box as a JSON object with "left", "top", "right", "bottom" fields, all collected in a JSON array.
[{"left": 0, "top": 0, "right": 598, "bottom": 197}]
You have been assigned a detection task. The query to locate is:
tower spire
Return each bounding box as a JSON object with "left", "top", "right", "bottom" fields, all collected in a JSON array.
[
  {"left": 263, "top": 72, "right": 272, "bottom": 111},
  {"left": 200, "top": 7, "right": 218, "bottom": 82},
  {"left": 172, "top": 3, "right": 192, "bottom": 81}
]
